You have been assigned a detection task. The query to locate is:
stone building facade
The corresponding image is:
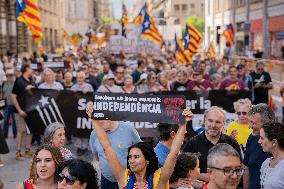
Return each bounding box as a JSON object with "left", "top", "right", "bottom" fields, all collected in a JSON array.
[{"left": 0, "top": 0, "right": 64, "bottom": 55}]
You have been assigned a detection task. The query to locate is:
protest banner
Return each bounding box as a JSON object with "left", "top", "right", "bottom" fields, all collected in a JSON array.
[
  {"left": 89, "top": 93, "right": 186, "bottom": 124},
  {"left": 109, "top": 36, "right": 161, "bottom": 55},
  {"left": 24, "top": 89, "right": 185, "bottom": 137},
  {"left": 24, "top": 89, "right": 249, "bottom": 139}
]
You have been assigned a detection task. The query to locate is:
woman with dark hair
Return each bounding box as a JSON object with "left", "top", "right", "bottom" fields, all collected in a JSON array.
[
  {"left": 169, "top": 153, "right": 200, "bottom": 189},
  {"left": 57, "top": 159, "right": 99, "bottom": 189},
  {"left": 86, "top": 103, "right": 193, "bottom": 189},
  {"left": 259, "top": 122, "right": 284, "bottom": 189},
  {"left": 17, "top": 144, "right": 63, "bottom": 189}
]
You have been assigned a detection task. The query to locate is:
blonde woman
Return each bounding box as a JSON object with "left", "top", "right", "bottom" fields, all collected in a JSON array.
[{"left": 226, "top": 98, "right": 253, "bottom": 149}]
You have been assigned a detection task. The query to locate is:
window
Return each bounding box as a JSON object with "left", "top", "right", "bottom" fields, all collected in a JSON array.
[
  {"left": 182, "top": 4, "right": 188, "bottom": 11},
  {"left": 174, "top": 4, "right": 180, "bottom": 11},
  {"left": 190, "top": 3, "right": 195, "bottom": 9}
]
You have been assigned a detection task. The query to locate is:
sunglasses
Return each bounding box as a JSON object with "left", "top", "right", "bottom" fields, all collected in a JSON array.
[
  {"left": 58, "top": 173, "right": 77, "bottom": 185},
  {"left": 236, "top": 112, "right": 247, "bottom": 116}
]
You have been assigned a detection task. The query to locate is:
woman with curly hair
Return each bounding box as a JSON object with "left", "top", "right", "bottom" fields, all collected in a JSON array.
[
  {"left": 86, "top": 102, "right": 194, "bottom": 189},
  {"left": 17, "top": 144, "right": 63, "bottom": 189},
  {"left": 57, "top": 159, "right": 99, "bottom": 189},
  {"left": 170, "top": 153, "right": 200, "bottom": 189}
]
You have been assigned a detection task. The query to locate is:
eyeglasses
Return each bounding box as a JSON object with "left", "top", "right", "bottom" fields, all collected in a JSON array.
[
  {"left": 116, "top": 72, "right": 124, "bottom": 74},
  {"left": 257, "top": 68, "right": 264, "bottom": 71},
  {"left": 58, "top": 173, "right": 77, "bottom": 185},
  {"left": 151, "top": 77, "right": 157, "bottom": 79},
  {"left": 236, "top": 112, "right": 248, "bottom": 116},
  {"left": 210, "top": 167, "right": 245, "bottom": 176}
]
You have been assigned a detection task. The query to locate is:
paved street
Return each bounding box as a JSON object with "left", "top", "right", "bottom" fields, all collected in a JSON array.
[{"left": 0, "top": 133, "right": 95, "bottom": 189}]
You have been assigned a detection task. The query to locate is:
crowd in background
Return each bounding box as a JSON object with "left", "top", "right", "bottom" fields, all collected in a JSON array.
[{"left": 0, "top": 45, "right": 283, "bottom": 189}]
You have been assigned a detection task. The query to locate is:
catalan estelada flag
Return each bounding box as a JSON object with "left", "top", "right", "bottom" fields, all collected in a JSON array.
[
  {"left": 141, "top": 10, "right": 163, "bottom": 44},
  {"left": 175, "top": 33, "right": 191, "bottom": 64},
  {"left": 16, "top": 0, "right": 43, "bottom": 43},
  {"left": 183, "top": 24, "right": 203, "bottom": 55},
  {"left": 64, "top": 31, "right": 82, "bottom": 46},
  {"left": 223, "top": 24, "right": 235, "bottom": 46},
  {"left": 207, "top": 42, "right": 216, "bottom": 58},
  {"left": 133, "top": 3, "right": 147, "bottom": 25},
  {"left": 121, "top": 2, "right": 128, "bottom": 37}
]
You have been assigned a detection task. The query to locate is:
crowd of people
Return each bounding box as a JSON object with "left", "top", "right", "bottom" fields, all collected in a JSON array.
[{"left": 0, "top": 45, "right": 283, "bottom": 189}]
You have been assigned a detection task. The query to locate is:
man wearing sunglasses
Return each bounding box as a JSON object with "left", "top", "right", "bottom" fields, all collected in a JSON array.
[
  {"left": 204, "top": 143, "right": 244, "bottom": 189},
  {"left": 249, "top": 61, "right": 273, "bottom": 104}
]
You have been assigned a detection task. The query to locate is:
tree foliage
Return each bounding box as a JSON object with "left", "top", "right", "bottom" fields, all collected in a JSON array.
[{"left": 185, "top": 16, "right": 205, "bottom": 33}]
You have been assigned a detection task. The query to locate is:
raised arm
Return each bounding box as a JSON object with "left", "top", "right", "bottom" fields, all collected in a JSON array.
[
  {"left": 157, "top": 109, "right": 194, "bottom": 188},
  {"left": 86, "top": 102, "right": 125, "bottom": 184}
]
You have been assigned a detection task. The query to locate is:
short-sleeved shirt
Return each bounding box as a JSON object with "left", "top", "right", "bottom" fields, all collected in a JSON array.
[
  {"left": 89, "top": 121, "right": 141, "bottom": 182},
  {"left": 182, "top": 131, "right": 242, "bottom": 173},
  {"left": 12, "top": 76, "right": 35, "bottom": 113},
  {"left": 186, "top": 80, "right": 213, "bottom": 90},
  {"left": 154, "top": 143, "right": 170, "bottom": 167},
  {"left": 219, "top": 78, "right": 244, "bottom": 90},
  {"left": 250, "top": 71, "right": 272, "bottom": 104},
  {"left": 71, "top": 82, "right": 94, "bottom": 92},
  {"left": 226, "top": 121, "right": 252, "bottom": 147},
  {"left": 260, "top": 158, "right": 284, "bottom": 189},
  {"left": 243, "top": 134, "right": 271, "bottom": 189},
  {"left": 2, "top": 81, "right": 15, "bottom": 105},
  {"left": 38, "top": 82, "right": 64, "bottom": 90}
]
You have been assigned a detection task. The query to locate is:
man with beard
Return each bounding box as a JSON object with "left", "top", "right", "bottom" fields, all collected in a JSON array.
[
  {"left": 243, "top": 103, "right": 274, "bottom": 189},
  {"left": 183, "top": 106, "right": 241, "bottom": 185}
]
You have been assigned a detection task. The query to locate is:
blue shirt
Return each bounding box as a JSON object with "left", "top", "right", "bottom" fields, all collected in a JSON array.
[
  {"left": 89, "top": 121, "right": 141, "bottom": 182},
  {"left": 154, "top": 143, "right": 170, "bottom": 167},
  {"left": 243, "top": 134, "right": 271, "bottom": 189}
]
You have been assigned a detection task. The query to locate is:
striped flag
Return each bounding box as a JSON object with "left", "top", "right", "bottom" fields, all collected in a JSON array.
[
  {"left": 223, "top": 24, "right": 235, "bottom": 46},
  {"left": 16, "top": 0, "right": 43, "bottom": 43},
  {"left": 121, "top": 2, "right": 128, "bottom": 37},
  {"left": 207, "top": 42, "right": 216, "bottom": 58},
  {"left": 183, "top": 24, "right": 203, "bottom": 55},
  {"left": 141, "top": 10, "right": 163, "bottom": 45},
  {"left": 175, "top": 34, "right": 191, "bottom": 64},
  {"left": 64, "top": 31, "right": 82, "bottom": 46},
  {"left": 133, "top": 3, "right": 147, "bottom": 25}
]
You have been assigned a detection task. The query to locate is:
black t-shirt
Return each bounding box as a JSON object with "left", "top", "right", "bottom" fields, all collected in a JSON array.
[
  {"left": 12, "top": 76, "right": 35, "bottom": 113},
  {"left": 131, "top": 70, "right": 142, "bottom": 84},
  {"left": 171, "top": 80, "right": 190, "bottom": 91},
  {"left": 250, "top": 71, "right": 272, "bottom": 104},
  {"left": 243, "top": 134, "right": 271, "bottom": 189},
  {"left": 85, "top": 75, "right": 98, "bottom": 91},
  {"left": 182, "top": 131, "right": 242, "bottom": 173}
]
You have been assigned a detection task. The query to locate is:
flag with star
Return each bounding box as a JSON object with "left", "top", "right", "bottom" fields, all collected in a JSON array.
[
  {"left": 175, "top": 33, "right": 191, "bottom": 64},
  {"left": 16, "top": 0, "right": 43, "bottom": 43},
  {"left": 183, "top": 24, "right": 203, "bottom": 55},
  {"left": 132, "top": 3, "right": 147, "bottom": 25},
  {"left": 121, "top": 2, "right": 128, "bottom": 37},
  {"left": 223, "top": 24, "right": 235, "bottom": 46},
  {"left": 141, "top": 10, "right": 163, "bottom": 45}
]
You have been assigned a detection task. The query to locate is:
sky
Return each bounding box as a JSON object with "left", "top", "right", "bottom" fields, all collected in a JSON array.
[{"left": 111, "top": 0, "right": 140, "bottom": 19}]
